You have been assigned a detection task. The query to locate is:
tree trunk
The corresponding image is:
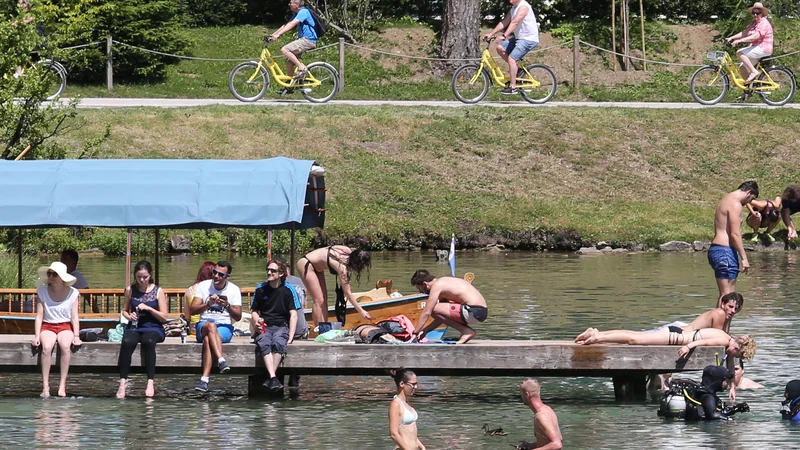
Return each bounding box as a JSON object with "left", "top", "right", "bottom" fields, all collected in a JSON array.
[{"left": 439, "top": 0, "right": 480, "bottom": 71}]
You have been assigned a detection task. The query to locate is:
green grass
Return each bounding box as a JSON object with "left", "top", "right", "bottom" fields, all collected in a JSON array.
[{"left": 51, "top": 105, "right": 800, "bottom": 249}]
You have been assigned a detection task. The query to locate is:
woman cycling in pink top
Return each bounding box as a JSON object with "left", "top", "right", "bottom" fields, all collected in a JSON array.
[{"left": 725, "top": 2, "right": 773, "bottom": 85}]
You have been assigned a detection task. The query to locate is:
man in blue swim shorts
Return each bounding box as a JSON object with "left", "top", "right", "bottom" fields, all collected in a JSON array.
[
  {"left": 709, "top": 181, "right": 758, "bottom": 307},
  {"left": 189, "top": 261, "right": 242, "bottom": 392}
]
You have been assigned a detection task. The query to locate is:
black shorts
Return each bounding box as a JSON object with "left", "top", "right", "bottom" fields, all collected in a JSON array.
[{"left": 255, "top": 326, "right": 289, "bottom": 356}]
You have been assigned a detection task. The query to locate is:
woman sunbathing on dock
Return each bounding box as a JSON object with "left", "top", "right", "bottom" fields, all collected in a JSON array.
[
  {"left": 296, "top": 245, "right": 372, "bottom": 328},
  {"left": 575, "top": 327, "right": 756, "bottom": 360}
]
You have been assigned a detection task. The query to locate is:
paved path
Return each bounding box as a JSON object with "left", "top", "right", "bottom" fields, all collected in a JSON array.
[{"left": 70, "top": 98, "right": 800, "bottom": 109}]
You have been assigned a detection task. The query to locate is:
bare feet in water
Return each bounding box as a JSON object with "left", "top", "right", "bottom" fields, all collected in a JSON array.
[
  {"left": 145, "top": 380, "right": 155, "bottom": 398},
  {"left": 116, "top": 380, "right": 127, "bottom": 399},
  {"left": 57, "top": 385, "right": 67, "bottom": 398},
  {"left": 40, "top": 391, "right": 50, "bottom": 399},
  {"left": 575, "top": 327, "right": 598, "bottom": 344}
]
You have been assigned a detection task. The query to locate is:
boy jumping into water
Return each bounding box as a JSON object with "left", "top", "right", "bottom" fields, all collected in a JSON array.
[
  {"left": 709, "top": 181, "right": 758, "bottom": 307},
  {"left": 411, "top": 269, "right": 488, "bottom": 344}
]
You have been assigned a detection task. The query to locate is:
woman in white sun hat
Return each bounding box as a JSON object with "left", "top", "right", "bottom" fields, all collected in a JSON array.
[
  {"left": 32, "top": 261, "right": 82, "bottom": 398},
  {"left": 725, "top": 2, "right": 774, "bottom": 85}
]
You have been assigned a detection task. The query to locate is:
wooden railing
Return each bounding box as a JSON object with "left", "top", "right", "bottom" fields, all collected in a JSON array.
[{"left": 0, "top": 288, "right": 257, "bottom": 315}]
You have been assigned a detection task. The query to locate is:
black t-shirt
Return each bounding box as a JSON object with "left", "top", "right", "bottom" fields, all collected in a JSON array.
[
  {"left": 251, "top": 281, "right": 296, "bottom": 327},
  {"left": 783, "top": 198, "right": 800, "bottom": 215}
]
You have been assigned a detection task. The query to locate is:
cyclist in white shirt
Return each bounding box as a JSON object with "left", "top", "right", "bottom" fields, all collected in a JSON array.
[{"left": 484, "top": 0, "right": 540, "bottom": 95}]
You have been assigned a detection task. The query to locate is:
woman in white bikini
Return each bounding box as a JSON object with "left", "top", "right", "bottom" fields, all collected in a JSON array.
[{"left": 389, "top": 368, "right": 425, "bottom": 450}]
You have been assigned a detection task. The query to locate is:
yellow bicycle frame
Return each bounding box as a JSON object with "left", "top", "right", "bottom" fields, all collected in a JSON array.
[
  {"left": 247, "top": 47, "right": 322, "bottom": 89},
  {"left": 710, "top": 51, "right": 781, "bottom": 92},
  {"left": 470, "top": 48, "right": 541, "bottom": 89}
]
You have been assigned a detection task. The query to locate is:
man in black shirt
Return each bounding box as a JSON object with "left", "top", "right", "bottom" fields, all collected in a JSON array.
[{"left": 251, "top": 259, "right": 298, "bottom": 392}]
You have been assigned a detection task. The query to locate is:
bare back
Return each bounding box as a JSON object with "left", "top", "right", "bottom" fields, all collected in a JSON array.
[
  {"left": 302, "top": 245, "right": 350, "bottom": 274},
  {"left": 712, "top": 192, "right": 744, "bottom": 246},
  {"left": 432, "top": 277, "right": 486, "bottom": 307},
  {"left": 534, "top": 405, "right": 562, "bottom": 448},
  {"left": 685, "top": 309, "right": 730, "bottom": 333}
]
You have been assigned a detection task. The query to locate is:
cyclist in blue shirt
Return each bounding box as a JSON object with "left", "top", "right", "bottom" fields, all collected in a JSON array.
[{"left": 269, "top": 0, "right": 317, "bottom": 88}]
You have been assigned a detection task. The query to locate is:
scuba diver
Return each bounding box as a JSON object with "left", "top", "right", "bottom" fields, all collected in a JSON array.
[
  {"left": 658, "top": 365, "right": 750, "bottom": 420},
  {"left": 780, "top": 380, "right": 800, "bottom": 421}
]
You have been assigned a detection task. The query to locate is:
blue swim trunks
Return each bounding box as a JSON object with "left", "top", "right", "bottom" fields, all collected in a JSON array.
[
  {"left": 707, "top": 244, "right": 739, "bottom": 279},
  {"left": 195, "top": 321, "right": 234, "bottom": 343}
]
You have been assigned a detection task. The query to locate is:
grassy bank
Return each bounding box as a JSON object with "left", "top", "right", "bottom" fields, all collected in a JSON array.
[
  {"left": 63, "top": 24, "right": 800, "bottom": 104},
  {"left": 52, "top": 105, "right": 800, "bottom": 249}
]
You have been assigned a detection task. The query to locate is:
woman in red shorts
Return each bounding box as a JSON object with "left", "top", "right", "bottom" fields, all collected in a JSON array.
[{"left": 32, "top": 261, "right": 82, "bottom": 398}]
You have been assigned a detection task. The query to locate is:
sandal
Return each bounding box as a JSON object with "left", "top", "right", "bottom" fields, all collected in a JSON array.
[{"left": 745, "top": 73, "right": 759, "bottom": 85}]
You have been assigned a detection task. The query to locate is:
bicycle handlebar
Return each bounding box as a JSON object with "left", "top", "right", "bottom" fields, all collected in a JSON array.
[{"left": 264, "top": 35, "right": 275, "bottom": 45}]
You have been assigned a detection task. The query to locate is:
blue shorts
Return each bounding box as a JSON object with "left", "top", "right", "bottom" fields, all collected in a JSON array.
[
  {"left": 195, "top": 321, "right": 234, "bottom": 343},
  {"left": 708, "top": 244, "right": 739, "bottom": 279},
  {"left": 501, "top": 37, "right": 539, "bottom": 61}
]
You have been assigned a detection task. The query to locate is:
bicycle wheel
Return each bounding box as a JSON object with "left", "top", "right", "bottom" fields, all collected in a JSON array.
[
  {"left": 758, "top": 66, "right": 796, "bottom": 106},
  {"left": 229, "top": 62, "right": 269, "bottom": 102},
  {"left": 36, "top": 60, "right": 66, "bottom": 101},
  {"left": 301, "top": 62, "right": 339, "bottom": 103},
  {"left": 519, "top": 64, "right": 557, "bottom": 104},
  {"left": 690, "top": 66, "right": 729, "bottom": 105},
  {"left": 452, "top": 64, "right": 489, "bottom": 104}
]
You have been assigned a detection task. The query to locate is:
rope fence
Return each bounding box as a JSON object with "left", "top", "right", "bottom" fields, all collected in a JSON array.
[{"left": 54, "top": 35, "right": 798, "bottom": 92}]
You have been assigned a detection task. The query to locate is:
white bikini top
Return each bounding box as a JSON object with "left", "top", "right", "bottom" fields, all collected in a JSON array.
[{"left": 394, "top": 395, "right": 418, "bottom": 425}]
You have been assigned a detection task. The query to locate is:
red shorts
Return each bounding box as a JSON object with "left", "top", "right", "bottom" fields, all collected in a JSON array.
[{"left": 41, "top": 322, "right": 73, "bottom": 335}]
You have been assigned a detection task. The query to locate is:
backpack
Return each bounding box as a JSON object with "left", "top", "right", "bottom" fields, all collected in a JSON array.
[{"left": 306, "top": 8, "right": 327, "bottom": 38}]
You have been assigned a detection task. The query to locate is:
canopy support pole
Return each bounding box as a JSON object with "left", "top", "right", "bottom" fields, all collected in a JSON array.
[
  {"left": 267, "top": 227, "right": 273, "bottom": 261},
  {"left": 290, "top": 224, "right": 296, "bottom": 275},
  {"left": 17, "top": 229, "right": 23, "bottom": 289},
  {"left": 125, "top": 230, "right": 132, "bottom": 287},
  {"left": 154, "top": 229, "right": 160, "bottom": 286}
]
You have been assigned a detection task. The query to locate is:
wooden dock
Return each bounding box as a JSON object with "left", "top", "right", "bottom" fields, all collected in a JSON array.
[{"left": 0, "top": 335, "right": 725, "bottom": 400}]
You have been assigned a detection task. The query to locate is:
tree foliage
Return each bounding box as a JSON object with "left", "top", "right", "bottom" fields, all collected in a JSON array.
[
  {"left": 34, "top": 0, "right": 190, "bottom": 82},
  {"left": 0, "top": 4, "right": 80, "bottom": 161}
]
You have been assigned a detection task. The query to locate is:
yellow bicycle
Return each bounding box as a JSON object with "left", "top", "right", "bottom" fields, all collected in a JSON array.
[
  {"left": 690, "top": 43, "right": 796, "bottom": 106},
  {"left": 228, "top": 38, "right": 339, "bottom": 103},
  {"left": 452, "top": 37, "right": 556, "bottom": 104}
]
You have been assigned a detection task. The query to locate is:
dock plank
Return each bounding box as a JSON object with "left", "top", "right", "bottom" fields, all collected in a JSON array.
[{"left": 0, "top": 335, "right": 723, "bottom": 377}]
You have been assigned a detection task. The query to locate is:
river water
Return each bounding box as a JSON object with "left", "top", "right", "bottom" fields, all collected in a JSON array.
[{"left": 2, "top": 251, "right": 799, "bottom": 449}]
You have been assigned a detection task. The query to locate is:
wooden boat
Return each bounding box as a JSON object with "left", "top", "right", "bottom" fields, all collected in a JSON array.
[{"left": 0, "top": 287, "right": 428, "bottom": 335}]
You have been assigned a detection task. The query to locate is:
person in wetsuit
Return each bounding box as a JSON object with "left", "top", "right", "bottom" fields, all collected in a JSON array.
[
  {"left": 685, "top": 366, "right": 736, "bottom": 421},
  {"left": 296, "top": 245, "right": 372, "bottom": 328},
  {"left": 781, "top": 380, "right": 800, "bottom": 421},
  {"left": 746, "top": 196, "right": 782, "bottom": 241}
]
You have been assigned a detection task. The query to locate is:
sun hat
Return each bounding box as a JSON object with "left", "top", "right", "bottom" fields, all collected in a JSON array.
[
  {"left": 748, "top": 2, "right": 769, "bottom": 16},
  {"left": 36, "top": 261, "right": 77, "bottom": 288}
]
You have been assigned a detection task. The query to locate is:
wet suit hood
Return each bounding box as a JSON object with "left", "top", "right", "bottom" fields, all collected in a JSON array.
[
  {"left": 784, "top": 380, "right": 800, "bottom": 404},
  {"left": 701, "top": 365, "right": 733, "bottom": 394}
]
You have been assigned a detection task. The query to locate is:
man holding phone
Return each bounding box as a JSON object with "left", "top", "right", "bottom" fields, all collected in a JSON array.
[{"left": 190, "top": 261, "right": 242, "bottom": 392}]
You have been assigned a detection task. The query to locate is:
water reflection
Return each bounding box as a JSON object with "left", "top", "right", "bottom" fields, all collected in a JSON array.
[{"left": 1, "top": 251, "right": 796, "bottom": 448}]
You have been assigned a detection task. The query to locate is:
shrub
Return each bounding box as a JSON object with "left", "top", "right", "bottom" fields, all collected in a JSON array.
[
  {"left": 186, "top": 229, "right": 225, "bottom": 253},
  {"left": 0, "top": 253, "right": 39, "bottom": 288}
]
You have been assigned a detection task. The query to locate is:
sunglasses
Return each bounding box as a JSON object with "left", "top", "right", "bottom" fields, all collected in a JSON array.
[
  {"left": 266, "top": 268, "right": 280, "bottom": 274},
  {"left": 46, "top": 271, "right": 59, "bottom": 278},
  {"left": 211, "top": 269, "right": 229, "bottom": 278},
  {"left": 752, "top": 10, "right": 762, "bottom": 15},
  {"left": 405, "top": 382, "right": 419, "bottom": 387}
]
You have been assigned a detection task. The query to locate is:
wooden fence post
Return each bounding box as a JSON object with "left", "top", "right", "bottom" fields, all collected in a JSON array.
[
  {"left": 338, "top": 37, "right": 345, "bottom": 92},
  {"left": 573, "top": 35, "right": 580, "bottom": 93},
  {"left": 106, "top": 36, "right": 113, "bottom": 91}
]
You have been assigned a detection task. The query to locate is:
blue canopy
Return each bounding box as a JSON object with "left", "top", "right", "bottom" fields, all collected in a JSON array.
[{"left": 0, "top": 157, "right": 325, "bottom": 229}]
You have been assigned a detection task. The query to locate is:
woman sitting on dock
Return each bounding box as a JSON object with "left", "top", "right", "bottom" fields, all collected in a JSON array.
[
  {"left": 575, "top": 327, "right": 756, "bottom": 361},
  {"left": 389, "top": 368, "right": 425, "bottom": 450},
  {"left": 184, "top": 260, "right": 215, "bottom": 335},
  {"left": 32, "top": 261, "right": 82, "bottom": 398},
  {"left": 116, "top": 261, "right": 168, "bottom": 399},
  {"left": 296, "top": 245, "right": 372, "bottom": 328}
]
